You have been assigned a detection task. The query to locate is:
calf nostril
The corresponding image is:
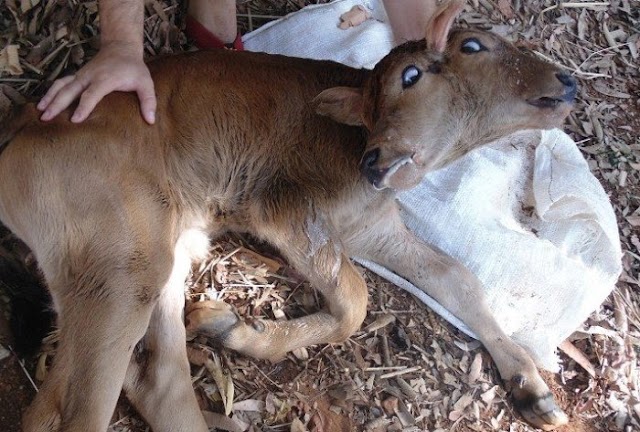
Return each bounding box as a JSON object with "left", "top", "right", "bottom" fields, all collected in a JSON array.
[
  {"left": 362, "top": 148, "right": 380, "bottom": 169},
  {"left": 555, "top": 72, "right": 576, "bottom": 90}
]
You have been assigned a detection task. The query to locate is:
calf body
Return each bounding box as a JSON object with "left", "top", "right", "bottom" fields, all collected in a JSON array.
[{"left": 0, "top": 6, "right": 576, "bottom": 431}]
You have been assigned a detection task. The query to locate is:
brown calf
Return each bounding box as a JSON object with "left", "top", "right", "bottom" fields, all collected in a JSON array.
[{"left": 0, "top": 1, "right": 576, "bottom": 431}]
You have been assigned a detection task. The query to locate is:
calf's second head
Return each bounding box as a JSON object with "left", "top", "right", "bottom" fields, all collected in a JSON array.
[{"left": 314, "top": 0, "right": 576, "bottom": 190}]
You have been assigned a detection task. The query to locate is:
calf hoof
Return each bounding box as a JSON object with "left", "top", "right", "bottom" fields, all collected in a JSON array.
[
  {"left": 185, "top": 300, "right": 241, "bottom": 343},
  {"left": 513, "top": 390, "right": 568, "bottom": 430}
]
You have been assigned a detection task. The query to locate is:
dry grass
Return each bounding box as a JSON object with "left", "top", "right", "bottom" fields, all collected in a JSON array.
[{"left": 0, "top": 0, "right": 638, "bottom": 431}]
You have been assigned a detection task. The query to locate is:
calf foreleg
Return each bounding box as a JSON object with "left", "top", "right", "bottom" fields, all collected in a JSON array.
[{"left": 349, "top": 209, "right": 568, "bottom": 430}]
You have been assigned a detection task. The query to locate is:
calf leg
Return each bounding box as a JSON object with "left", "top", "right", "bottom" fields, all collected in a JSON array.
[
  {"left": 186, "top": 231, "right": 368, "bottom": 361},
  {"left": 23, "top": 273, "right": 160, "bottom": 432},
  {"left": 347, "top": 207, "right": 568, "bottom": 430},
  {"left": 123, "top": 231, "right": 209, "bottom": 432},
  {"left": 22, "top": 196, "right": 177, "bottom": 432}
]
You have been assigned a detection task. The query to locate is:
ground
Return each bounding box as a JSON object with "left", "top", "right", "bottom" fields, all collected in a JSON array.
[{"left": 0, "top": 1, "right": 638, "bottom": 432}]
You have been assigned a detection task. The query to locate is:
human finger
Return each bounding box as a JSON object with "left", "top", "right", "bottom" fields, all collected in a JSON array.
[
  {"left": 136, "top": 77, "right": 157, "bottom": 125},
  {"left": 40, "top": 79, "right": 87, "bottom": 122},
  {"left": 71, "top": 80, "right": 118, "bottom": 123},
  {"left": 37, "top": 75, "right": 76, "bottom": 112}
]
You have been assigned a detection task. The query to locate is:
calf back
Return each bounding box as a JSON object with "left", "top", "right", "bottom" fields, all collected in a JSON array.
[{"left": 0, "top": 51, "right": 371, "bottom": 246}]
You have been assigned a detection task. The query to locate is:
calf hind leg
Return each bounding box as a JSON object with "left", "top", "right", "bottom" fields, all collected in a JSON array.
[
  {"left": 22, "top": 194, "right": 179, "bottom": 432},
  {"left": 23, "top": 264, "right": 164, "bottom": 432},
  {"left": 123, "top": 232, "right": 209, "bottom": 432}
]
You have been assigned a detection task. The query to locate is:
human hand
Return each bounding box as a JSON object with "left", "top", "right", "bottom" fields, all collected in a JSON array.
[{"left": 37, "top": 42, "right": 156, "bottom": 124}]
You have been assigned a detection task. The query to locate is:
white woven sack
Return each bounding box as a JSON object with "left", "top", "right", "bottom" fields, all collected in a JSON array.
[{"left": 243, "top": 0, "right": 622, "bottom": 370}]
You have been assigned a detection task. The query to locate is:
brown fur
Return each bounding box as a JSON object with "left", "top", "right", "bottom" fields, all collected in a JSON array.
[{"left": 0, "top": 2, "right": 577, "bottom": 431}]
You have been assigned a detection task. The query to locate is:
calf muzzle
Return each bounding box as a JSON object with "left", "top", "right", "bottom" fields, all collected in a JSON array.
[
  {"left": 361, "top": 148, "right": 386, "bottom": 189},
  {"left": 528, "top": 72, "right": 577, "bottom": 109},
  {"left": 360, "top": 148, "right": 415, "bottom": 190}
]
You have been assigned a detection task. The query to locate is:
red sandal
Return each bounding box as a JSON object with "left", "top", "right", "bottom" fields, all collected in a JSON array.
[{"left": 185, "top": 15, "right": 244, "bottom": 50}]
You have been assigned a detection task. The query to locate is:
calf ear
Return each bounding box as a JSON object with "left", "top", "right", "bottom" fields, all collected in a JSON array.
[
  {"left": 426, "top": 0, "right": 465, "bottom": 53},
  {"left": 312, "top": 87, "right": 364, "bottom": 126}
]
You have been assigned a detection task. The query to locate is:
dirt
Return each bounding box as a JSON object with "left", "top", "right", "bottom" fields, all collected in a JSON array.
[
  {"left": 0, "top": 309, "right": 29, "bottom": 431},
  {"left": 0, "top": 356, "right": 35, "bottom": 432}
]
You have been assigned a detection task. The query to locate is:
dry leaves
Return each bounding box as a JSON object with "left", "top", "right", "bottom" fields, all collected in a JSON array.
[{"left": 0, "top": 45, "right": 23, "bottom": 75}]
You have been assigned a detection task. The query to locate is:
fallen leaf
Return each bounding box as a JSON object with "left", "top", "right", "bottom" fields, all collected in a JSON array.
[
  {"left": 187, "top": 345, "right": 211, "bottom": 366},
  {"left": 559, "top": 340, "right": 597, "bottom": 377},
  {"left": 233, "top": 399, "right": 265, "bottom": 412},
  {"left": 381, "top": 395, "right": 398, "bottom": 416},
  {"left": 497, "top": 0, "right": 514, "bottom": 19},
  {"left": 0, "top": 45, "right": 23, "bottom": 75},
  {"left": 592, "top": 81, "right": 631, "bottom": 99},
  {"left": 365, "top": 313, "right": 395, "bottom": 332},
  {"left": 205, "top": 354, "right": 234, "bottom": 416},
  {"left": 0, "top": 345, "right": 9, "bottom": 361},
  {"left": 467, "top": 353, "right": 483, "bottom": 384},
  {"left": 20, "top": 0, "right": 39, "bottom": 13},
  {"left": 627, "top": 216, "right": 640, "bottom": 227},
  {"left": 290, "top": 417, "right": 307, "bottom": 432},
  {"left": 201, "top": 411, "right": 243, "bottom": 432},
  {"left": 481, "top": 386, "right": 498, "bottom": 404},
  {"left": 453, "top": 393, "right": 474, "bottom": 412}
]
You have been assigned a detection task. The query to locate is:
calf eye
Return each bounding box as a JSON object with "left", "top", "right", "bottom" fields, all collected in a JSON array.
[
  {"left": 402, "top": 65, "right": 422, "bottom": 89},
  {"left": 461, "top": 38, "right": 486, "bottom": 54}
]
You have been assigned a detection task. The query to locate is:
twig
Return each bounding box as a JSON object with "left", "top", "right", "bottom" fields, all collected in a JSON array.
[
  {"left": 0, "top": 78, "right": 41, "bottom": 83},
  {"left": 531, "top": 50, "right": 611, "bottom": 79},
  {"left": 364, "top": 366, "right": 410, "bottom": 371},
  {"left": 19, "top": 59, "right": 43, "bottom": 75},
  {"left": 193, "top": 247, "right": 241, "bottom": 286},
  {"left": 35, "top": 40, "right": 69, "bottom": 70},
  {"left": 224, "top": 283, "right": 276, "bottom": 288},
  {"left": 109, "top": 416, "right": 131, "bottom": 428},
  {"left": 541, "top": 2, "right": 610, "bottom": 15},
  {"left": 380, "top": 366, "right": 422, "bottom": 379},
  {"left": 192, "top": 255, "right": 219, "bottom": 286},
  {"left": 9, "top": 346, "right": 39, "bottom": 393},
  {"left": 380, "top": 333, "right": 392, "bottom": 367},
  {"left": 252, "top": 361, "right": 283, "bottom": 389},
  {"left": 370, "top": 309, "right": 415, "bottom": 315}
]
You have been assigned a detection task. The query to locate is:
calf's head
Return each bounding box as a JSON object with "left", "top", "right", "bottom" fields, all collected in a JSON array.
[{"left": 314, "top": 0, "right": 576, "bottom": 190}]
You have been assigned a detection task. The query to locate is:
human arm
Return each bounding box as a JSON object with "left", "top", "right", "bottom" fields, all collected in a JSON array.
[
  {"left": 382, "top": 0, "right": 438, "bottom": 45},
  {"left": 38, "top": 0, "right": 156, "bottom": 124}
]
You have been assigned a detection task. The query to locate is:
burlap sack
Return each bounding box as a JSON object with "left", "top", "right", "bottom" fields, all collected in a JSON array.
[{"left": 243, "top": 0, "right": 621, "bottom": 369}]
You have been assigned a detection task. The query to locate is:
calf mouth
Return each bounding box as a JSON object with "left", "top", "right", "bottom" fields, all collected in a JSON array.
[
  {"left": 527, "top": 91, "right": 575, "bottom": 109},
  {"left": 361, "top": 152, "right": 414, "bottom": 190},
  {"left": 528, "top": 72, "right": 577, "bottom": 108}
]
